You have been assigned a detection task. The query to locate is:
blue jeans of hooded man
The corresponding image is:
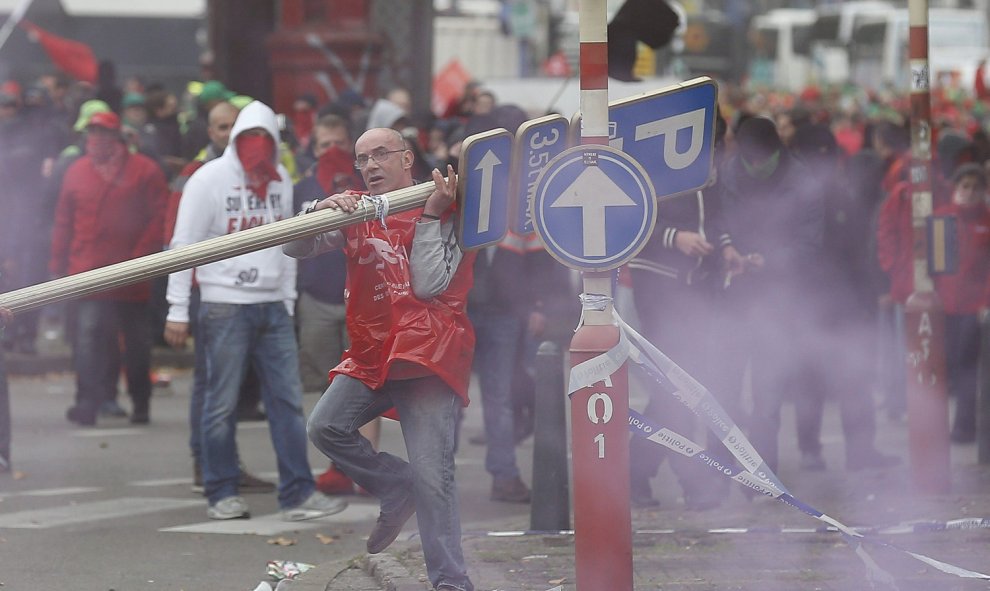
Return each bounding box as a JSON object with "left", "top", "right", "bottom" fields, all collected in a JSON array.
[
  {"left": 469, "top": 308, "right": 522, "bottom": 481},
  {"left": 307, "top": 374, "right": 474, "bottom": 591},
  {"left": 198, "top": 301, "right": 315, "bottom": 508}
]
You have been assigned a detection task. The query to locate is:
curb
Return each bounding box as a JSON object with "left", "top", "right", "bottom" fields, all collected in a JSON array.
[
  {"left": 361, "top": 553, "right": 427, "bottom": 591},
  {"left": 280, "top": 555, "right": 360, "bottom": 591}
]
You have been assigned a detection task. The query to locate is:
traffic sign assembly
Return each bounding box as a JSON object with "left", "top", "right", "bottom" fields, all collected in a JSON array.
[{"left": 531, "top": 144, "right": 656, "bottom": 272}]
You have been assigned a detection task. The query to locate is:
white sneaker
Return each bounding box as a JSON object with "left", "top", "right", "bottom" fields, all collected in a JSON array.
[
  {"left": 207, "top": 495, "right": 250, "bottom": 520},
  {"left": 282, "top": 490, "right": 348, "bottom": 522}
]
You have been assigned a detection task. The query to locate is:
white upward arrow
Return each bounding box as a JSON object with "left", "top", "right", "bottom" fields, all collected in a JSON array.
[
  {"left": 474, "top": 149, "right": 502, "bottom": 233},
  {"left": 551, "top": 166, "right": 636, "bottom": 257}
]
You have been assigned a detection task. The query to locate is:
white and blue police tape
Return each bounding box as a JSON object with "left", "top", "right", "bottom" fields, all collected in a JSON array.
[
  {"left": 566, "top": 301, "right": 990, "bottom": 583},
  {"left": 627, "top": 409, "right": 990, "bottom": 581}
]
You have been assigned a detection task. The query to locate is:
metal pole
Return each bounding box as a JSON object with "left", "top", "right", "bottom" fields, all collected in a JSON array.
[
  {"left": 0, "top": 0, "right": 33, "bottom": 55},
  {"left": 905, "top": 0, "right": 951, "bottom": 494},
  {"left": 0, "top": 182, "right": 436, "bottom": 313},
  {"left": 570, "top": 2, "right": 633, "bottom": 590},
  {"left": 530, "top": 340, "right": 570, "bottom": 532}
]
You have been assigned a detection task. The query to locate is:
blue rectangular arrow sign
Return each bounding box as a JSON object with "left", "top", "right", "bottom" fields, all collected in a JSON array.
[
  {"left": 457, "top": 129, "right": 513, "bottom": 250},
  {"left": 510, "top": 115, "right": 570, "bottom": 234}
]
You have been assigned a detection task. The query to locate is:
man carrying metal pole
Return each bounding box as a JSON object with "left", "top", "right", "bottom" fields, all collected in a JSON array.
[{"left": 285, "top": 128, "right": 475, "bottom": 591}]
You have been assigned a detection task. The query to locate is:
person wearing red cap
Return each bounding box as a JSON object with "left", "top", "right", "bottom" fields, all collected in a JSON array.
[{"left": 49, "top": 110, "right": 168, "bottom": 426}]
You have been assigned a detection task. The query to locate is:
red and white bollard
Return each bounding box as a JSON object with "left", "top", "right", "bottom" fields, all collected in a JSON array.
[
  {"left": 906, "top": 0, "right": 950, "bottom": 494},
  {"left": 570, "top": 2, "right": 633, "bottom": 589},
  {"left": 571, "top": 281, "right": 633, "bottom": 591}
]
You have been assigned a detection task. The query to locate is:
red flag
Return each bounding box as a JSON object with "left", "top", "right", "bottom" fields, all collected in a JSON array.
[
  {"left": 431, "top": 59, "right": 472, "bottom": 118},
  {"left": 19, "top": 20, "right": 98, "bottom": 84},
  {"left": 541, "top": 51, "right": 572, "bottom": 78}
]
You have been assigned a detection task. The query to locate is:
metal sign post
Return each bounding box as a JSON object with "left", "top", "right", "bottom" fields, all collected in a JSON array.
[
  {"left": 531, "top": 142, "right": 655, "bottom": 591},
  {"left": 569, "top": 2, "right": 631, "bottom": 589}
]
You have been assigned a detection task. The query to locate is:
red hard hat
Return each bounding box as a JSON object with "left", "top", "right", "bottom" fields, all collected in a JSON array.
[{"left": 87, "top": 111, "right": 121, "bottom": 131}]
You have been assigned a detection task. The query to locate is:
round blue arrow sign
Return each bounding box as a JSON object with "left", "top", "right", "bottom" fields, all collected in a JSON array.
[{"left": 531, "top": 145, "right": 656, "bottom": 272}]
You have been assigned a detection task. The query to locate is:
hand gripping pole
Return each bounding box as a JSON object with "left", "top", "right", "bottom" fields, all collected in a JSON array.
[{"left": 0, "top": 182, "right": 437, "bottom": 314}]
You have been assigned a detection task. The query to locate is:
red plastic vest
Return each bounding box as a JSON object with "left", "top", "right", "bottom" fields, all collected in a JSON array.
[{"left": 331, "top": 209, "right": 476, "bottom": 405}]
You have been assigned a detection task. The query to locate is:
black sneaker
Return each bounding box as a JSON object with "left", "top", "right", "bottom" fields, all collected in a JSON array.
[
  {"left": 66, "top": 405, "right": 96, "bottom": 426},
  {"left": 367, "top": 494, "right": 417, "bottom": 554}
]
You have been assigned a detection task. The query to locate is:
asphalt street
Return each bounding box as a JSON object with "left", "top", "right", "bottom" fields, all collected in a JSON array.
[
  {"left": 3, "top": 353, "right": 989, "bottom": 591},
  {"left": 0, "top": 366, "right": 530, "bottom": 591}
]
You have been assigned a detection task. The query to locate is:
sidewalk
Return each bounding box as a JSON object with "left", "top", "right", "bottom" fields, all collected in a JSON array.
[{"left": 291, "top": 399, "right": 990, "bottom": 591}]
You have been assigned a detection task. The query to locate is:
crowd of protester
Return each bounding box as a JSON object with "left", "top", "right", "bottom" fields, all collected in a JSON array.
[{"left": 0, "top": 66, "right": 987, "bottom": 529}]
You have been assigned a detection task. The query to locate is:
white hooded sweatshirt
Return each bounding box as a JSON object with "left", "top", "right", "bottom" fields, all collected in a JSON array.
[{"left": 166, "top": 101, "right": 297, "bottom": 323}]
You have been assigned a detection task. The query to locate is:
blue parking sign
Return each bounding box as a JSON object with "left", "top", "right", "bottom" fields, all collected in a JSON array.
[
  {"left": 609, "top": 78, "right": 718, "bottom": 198},
  {"left": 568, "top": 77, "right": 718, "bottom": 199}
]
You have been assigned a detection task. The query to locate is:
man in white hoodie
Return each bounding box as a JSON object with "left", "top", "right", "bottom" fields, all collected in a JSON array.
[{"left": 164, "top": 101, "right": 346, "bottom": 521}]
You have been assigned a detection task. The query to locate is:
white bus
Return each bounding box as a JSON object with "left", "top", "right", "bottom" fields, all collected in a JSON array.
[
  {"left": 808, "top": 0, "right": 897, "bottom": 85},
  {"left": 849, "top": 8, "right": 990, "bottom": 92},
  {"left": 747, "top": 8, "right": 817, "bottom": 91}
]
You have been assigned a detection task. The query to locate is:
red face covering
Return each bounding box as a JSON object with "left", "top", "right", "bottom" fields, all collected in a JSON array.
[
  {"left": 291, "top": 106, "right": 314, "bottom": 143},
  {"left": 316, "top": 146, "right": 363, "bottom": 194},
  {"left": 86, "top": 132, "right": 126, "bottom": 180},
  {"left": 86, "top": 132, "right": 120, "bottom": 164},
  {"left": 236, "top": 133, "right": 281, "bottom": 197}
]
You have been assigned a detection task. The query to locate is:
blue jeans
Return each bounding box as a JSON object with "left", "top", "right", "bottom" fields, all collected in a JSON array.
[
  {"left": 72, "top": 300, "right": 152, "bottom": 422},
  {"left": 198, "top": 301, "right": 315, "bottom": 508},
  {"left": 469, "top": 309, "right": 522, "bottom": 480},
  {"left": 307, "top": 374, "right": 473, "bottom": 591}
]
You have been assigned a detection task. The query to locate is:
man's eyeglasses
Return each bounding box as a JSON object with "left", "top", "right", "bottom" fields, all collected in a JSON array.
[{"left": 354, "top": 148, "right": 406, "bottom": 170}]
